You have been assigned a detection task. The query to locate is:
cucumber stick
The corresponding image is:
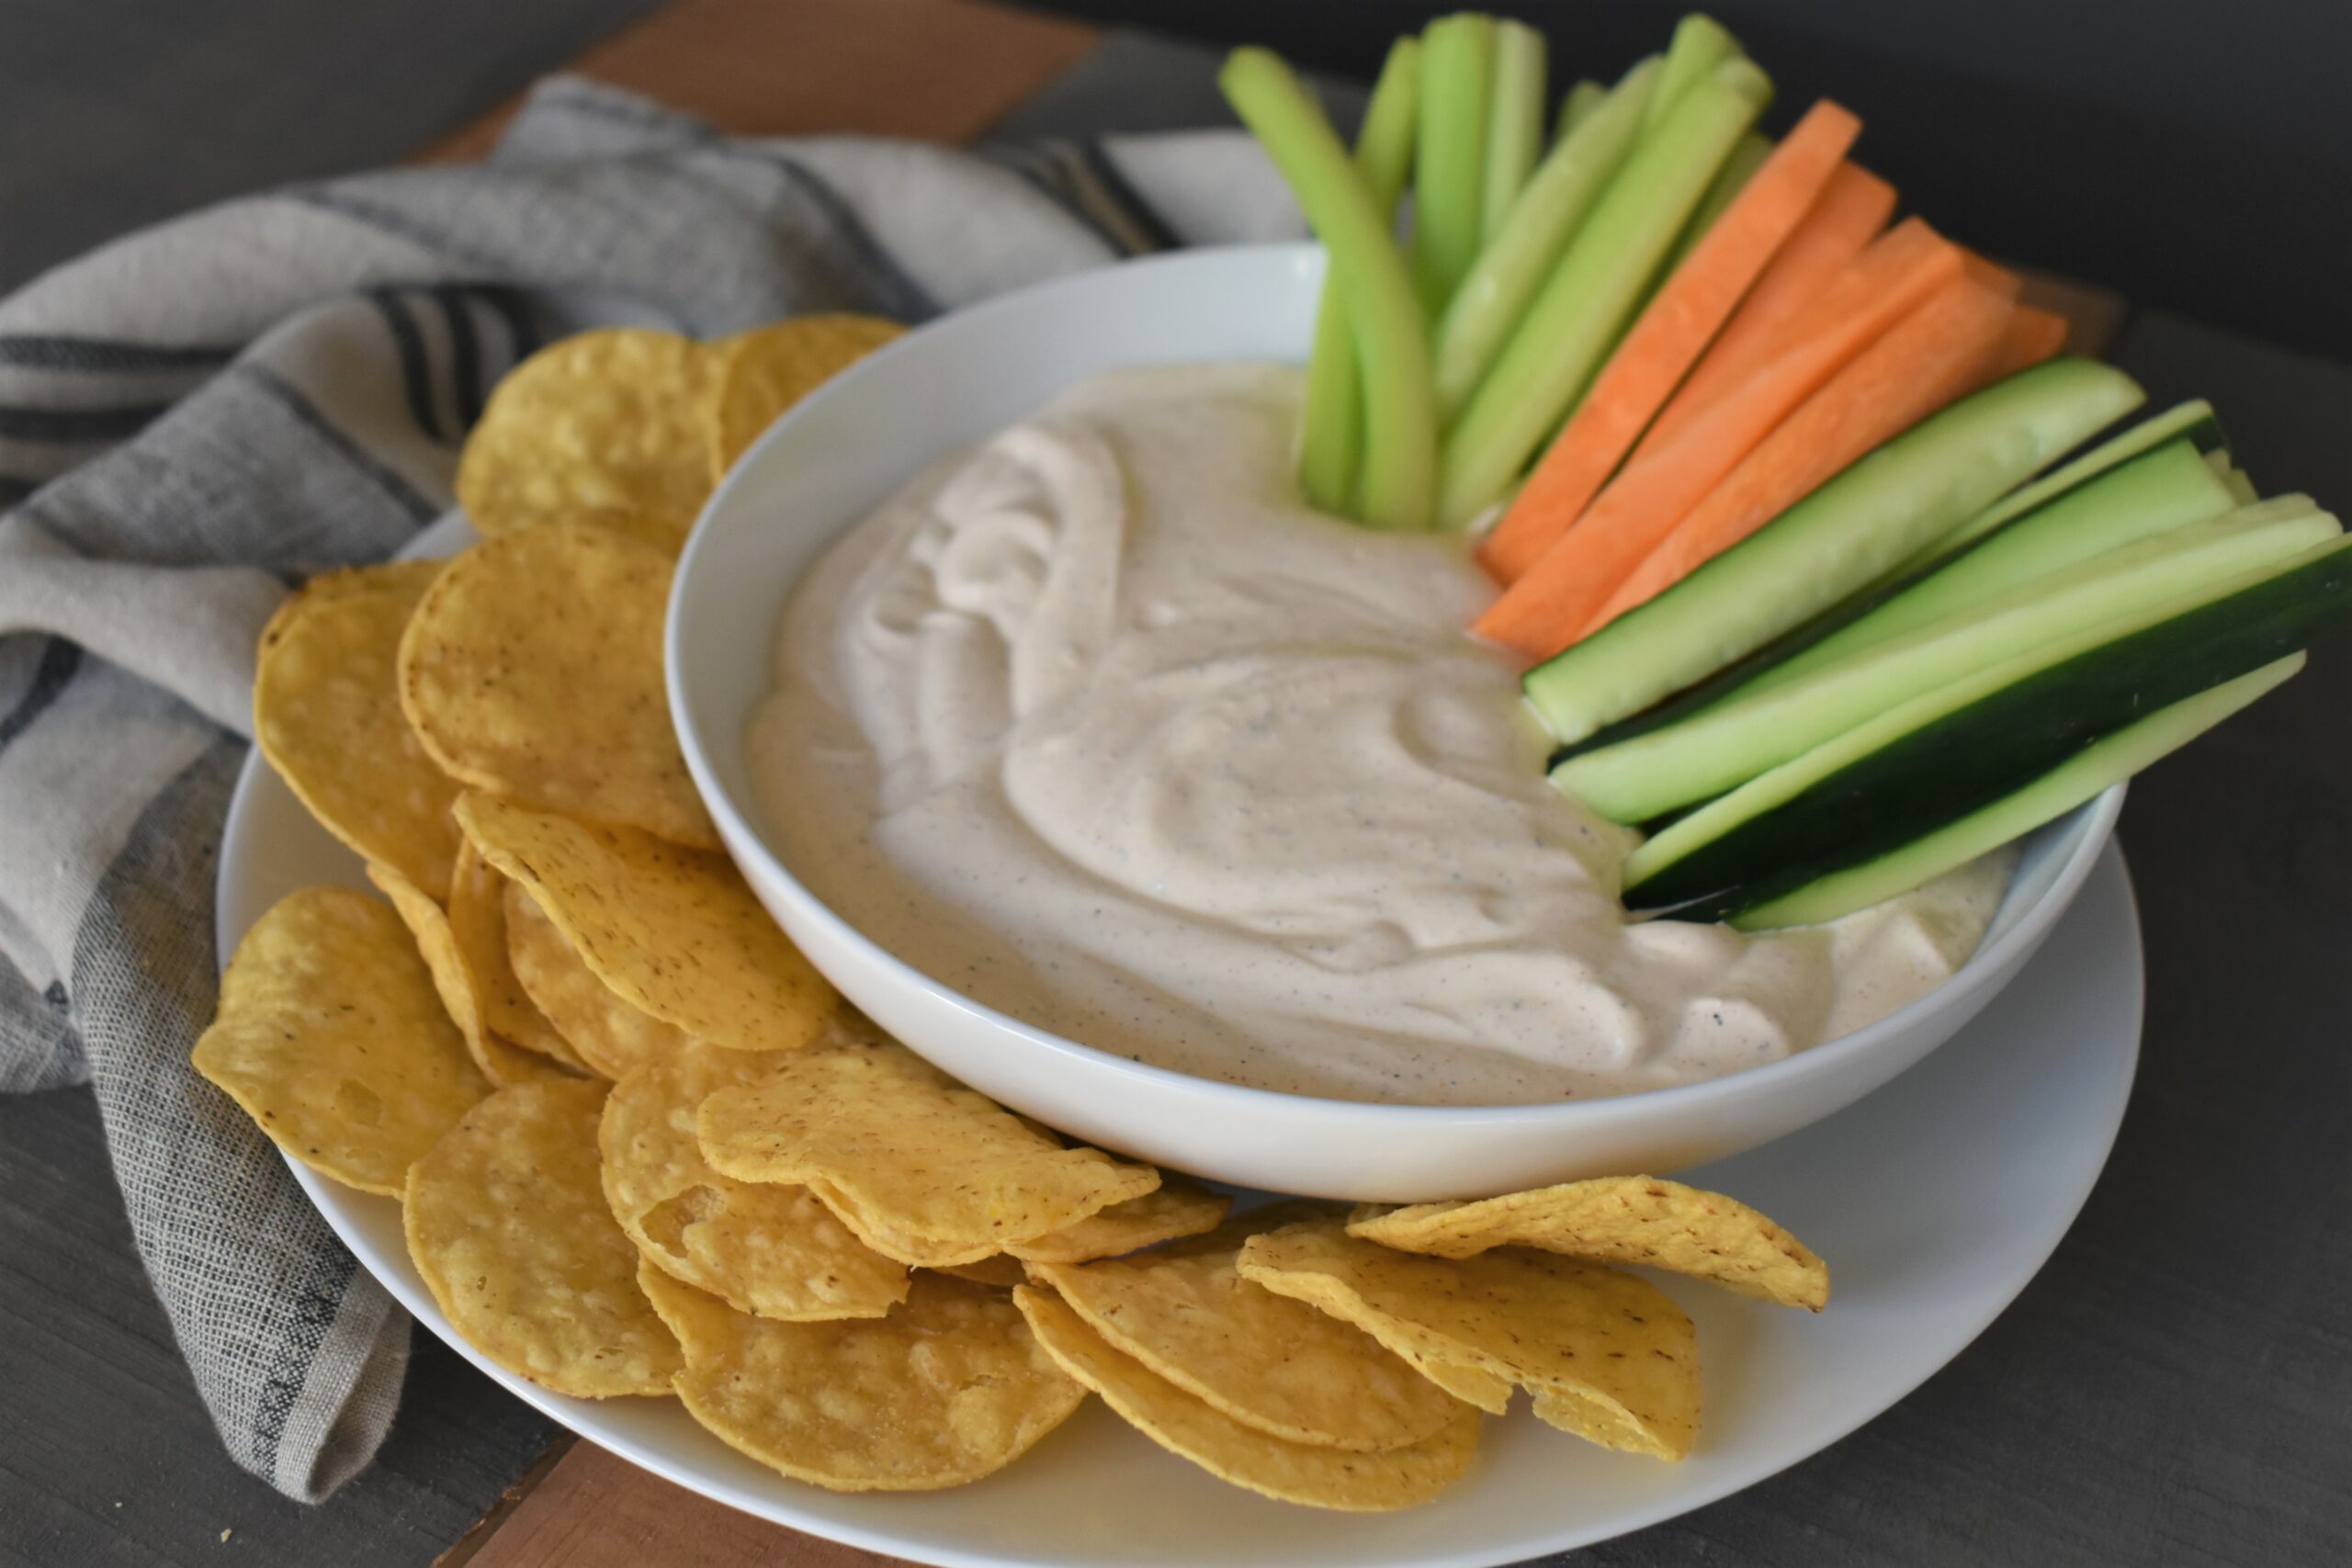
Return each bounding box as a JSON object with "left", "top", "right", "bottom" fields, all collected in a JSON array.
[
  {"left": 1439, "top": 57, "right": 1770, "bottom": 525},
  {"left": 1433, "top": 56, "right": 1659, "bottom": 419},
  {"left": 1897, "top": 398, "right": 2222, "bottom": 574},
  {"left": 1297, "top": 36, "right": 1420, "bottom": 515},
  {"left": 1727, "top": 436, "right": 2239, "bottom": 699},
  {"left": 1523, "top": 357, "right": 2145, "bottom": 745},
  {"left": 1555, "top": 502, "right": 2339, "bottom": 822},
  {"left": 1732, "top": 654, "right": 2302, "bottom": 930},
  {"left": 1220, "top": 49, "right": 1436, "bottom": 530},
  {"left": 1411, "top": 14, "right": 1495, "bottom": 310},
  {"left": 1619, "top": 533, "right": 2352, "bottom": 917},
  {"left": 1480, "top": 20, "right": 1547, "bottom": 243}
]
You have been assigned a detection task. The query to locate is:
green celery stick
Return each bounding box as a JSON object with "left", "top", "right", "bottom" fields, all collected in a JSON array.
[
  {"left": 1410, "top": 14, "right": 1496, "bottom": 310},
  {"left": 1553, "top": 77, "right": 1605, "bottom": 144},
  {"left": 1431, "top": 55, "right": 1659, "bottom": 420},
  {"left": 1436, "top": 56, "right": 1770, "bottom": 527},
  {"left": 1221, "top": 47, "right": 1436, "bottom": 529},
  {"left": 1298, "top": 35, "right": 1419, "bottom": 514},
  {"left": 1643, "top": 12, "right": 1742, "bottom": 135},
  {"left": 1479, "top": 19, "right": 1547, "bottom": 244},
  {"left": 1662, "top": 130, "right": 1770, "bottom": 274}
]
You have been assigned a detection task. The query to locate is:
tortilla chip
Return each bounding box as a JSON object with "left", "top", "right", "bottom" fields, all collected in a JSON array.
[
  {"left": 194, "top": 887, "right": 487, "bottom": 1194},
  {"left": 1238, "top": 1219, "right": 1700, "bottom": 1460},
  {"left": 1014, "top": 1286, "right": 1477, "bottom": 1511},
  {"left": 1006, "top": 1179, "right": 1231, "bottom": 1263},
  {"left": 706, "top": 314, "right": 905, "bottom": 479},
  {"left": 397, "top": 518, "right": 716, "bottom": 849},
  {"left": 640, "top": 1264, "right": 1083, "bottom": 1491},
  {"left": 457, "top": 792, "right": 836, "bottom": 1054},
  {"left": 456, "top": 328, "right": 719, "bottom": 540},
  {"left": 1024, "top": 1236, "right": 1462, "bottom": 1454},
  {"left": 696, "top": 1037, "right": 1157, "bottom": 1247},
  {"left": 600, "top": 1052, "right": 908, "bottom": 1320},
  {"left": 800, "top": 1177, "right": 1007, "bottom": 1269},
  {"left": 505, "top": 879, "right": 689, "bottom": 1078},
  {"left": 254, "top": 561, "right": 461, "bottom": 898},
  {"left": 1350, "top": 1177, "right": 1828, "bottom": 1311},
  {"left": 443, "top": 838, "right": 585, "bottom": 1077}
]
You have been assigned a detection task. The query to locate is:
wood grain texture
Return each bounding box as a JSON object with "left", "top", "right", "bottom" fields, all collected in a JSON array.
[{"left": 413, "top": 0, "right": 1097, "bottom": 163}]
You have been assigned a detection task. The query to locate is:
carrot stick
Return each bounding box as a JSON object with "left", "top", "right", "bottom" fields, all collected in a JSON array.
[
  {"left": 1634, "top": 161, "right": 1894, "bottom": 458},
  {"left": 1999, "top": 304, "right": 2069, "bottom": 373},
  {"left": 1474, "top": 100, "right": 1860, "bottom": 583},
  {"left": 1584, "top": 269, "right": 2021, "bottom": 632},
  {"left": 1473, "top": 218, "right": 1963, "bottom": 652}
]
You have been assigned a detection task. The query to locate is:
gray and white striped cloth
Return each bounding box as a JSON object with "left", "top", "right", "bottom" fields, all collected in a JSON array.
[{"left": 0, "top": 77, "right": 1300, "bottom": 1502}]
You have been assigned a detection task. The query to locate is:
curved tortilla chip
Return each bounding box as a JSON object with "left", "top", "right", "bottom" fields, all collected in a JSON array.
[
  {"left": 1350, "top": 1176, "right": 1828, "bottom": 1311},
  {"left": 195, "top": 886, "right": 487, "bottom": 1194},
  {"left": 601, "top": 1052, "right": 909, "bottom": 1320},
  {"left": 707, "top": 314, "right": 905, "bottom": 478},
  {"left": 254, "top": 561, "right": 461, "bottom": 898},
  {"left": 696, "top": 1037, "right": 1157, "bottom": 1247},
  {"left": 367, "top": 859, "right": 571, "bottom": 1089},
  {"left": 457, "top": 793, "right": 836, "bottom": 1055},
  {"left": 398, "top": 518, "right": 716, "bottom": 848},
  {"left": 1006, "top": 1179, "right": 1230, "bottom": 1264},
  {"left": 1026, "top": 1241, "right": 1461, "bottom": 1453},
  {"left": 1239, "top": 1219, "right": 1700, "bottom": 1460},
  {"left": 641, "top": 1265, "right": 1082, "bottom": 1491},
  {"left": 1014, "top": 1286, "right": 1477, "bottom": 1511},
  {"left": 444, "top": 838, "right": 585, "bottom": 1077},
  {"left": 457, "top": 328, "right": 718, "bottom": 539},
  {"left": 505, "top": 878, "right": 689, "bottom": 1078},
  {"left": 405, "top": 1078, "right": 681, "bottom": 1397}
]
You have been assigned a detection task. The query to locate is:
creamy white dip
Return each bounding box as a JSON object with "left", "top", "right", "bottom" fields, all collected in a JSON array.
[{"left": 748, "top": 364, "right": 2010, "bottom": 1105}]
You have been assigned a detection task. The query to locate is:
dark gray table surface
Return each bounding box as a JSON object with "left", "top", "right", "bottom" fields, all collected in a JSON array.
[{"left": 4, "top": 12, "right": 2348, "bottom": 1568}]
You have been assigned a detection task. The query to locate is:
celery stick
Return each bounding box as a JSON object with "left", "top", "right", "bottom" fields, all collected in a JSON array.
[
  {"left": 1436, "top": 57, "right": 1770, "bottom": 527},
  {"left": 1430, "top": 55, "right": 1659, "bottom": 420},
  {"left": 1410, "top": 14, "right": 1495, "bottom": 310},
  {"left": 1553, "top": 78, "right": 1605, "bottom": 144},
  {"left": 1221, "top": 48, "right": 1436, "bottom": 530},
  {"left": 1643, "top": 12, "right": 1742, "bottom": 135},
  {"left": 1298, "top": 36, "right": 1419, "bottom": 514},
  {"left": 1662, "top": 130, "right": 1770, "bottom": 274},
  {"left": 1479, "top": 20, "right": 1547, "bottom": 244}
]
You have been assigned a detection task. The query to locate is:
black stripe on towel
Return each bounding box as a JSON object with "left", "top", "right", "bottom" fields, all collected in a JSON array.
[
  {"left": 1080, "top": 140, "right": 1181, "bottom": 253},
  {"left": 0, "top": 637, "right": 83, "bottom": 753},
  {"left": 237, "top": 364, "right": 437, "bottom": 524},
  {"left": 0, "top": 335, "right": 238, "bottom": 372},
  {"left": 367, "top": 288, "right": 442, "bottom": 443},
  {"left": 431, "top": 286, "right": 485, "bottom": 431},
  {"left": 0, "top": 401, "right": 175, "bottom": 442}
]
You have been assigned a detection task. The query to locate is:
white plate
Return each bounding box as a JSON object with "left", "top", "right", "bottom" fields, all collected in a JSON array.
[{"left": 215, "top": 558, "right": 2143, "bottom": 1562}]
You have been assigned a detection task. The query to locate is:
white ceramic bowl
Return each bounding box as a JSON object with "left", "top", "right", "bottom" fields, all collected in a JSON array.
[{"left": 667, "top": 243, "right": 2121, "bottom": 1201}]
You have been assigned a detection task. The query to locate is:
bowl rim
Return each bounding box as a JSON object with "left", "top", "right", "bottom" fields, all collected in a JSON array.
[{"left": 667, "top": 240, "right": 2124, "bottom": 1127}]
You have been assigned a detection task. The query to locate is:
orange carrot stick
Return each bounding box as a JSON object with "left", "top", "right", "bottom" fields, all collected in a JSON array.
[
  {"left": 1999, "top": 304, "right": 2069, "bottom": 373},
  {"left": 1584, "top": 269, "right": 2022, "bottom": 633},
  {"left": 1472, "top": 219, "right": 1963, "bottom": 658},
  {"left": 1632, "top": 161, "right": 1894, "bottom": 461}
]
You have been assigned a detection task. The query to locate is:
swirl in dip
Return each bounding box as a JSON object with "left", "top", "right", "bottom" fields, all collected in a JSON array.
[{"left": 748, "top": 364, "right": 2010, "bottom": 1105}]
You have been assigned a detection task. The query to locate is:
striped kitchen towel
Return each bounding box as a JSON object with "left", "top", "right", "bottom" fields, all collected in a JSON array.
[{"left": 0, "top": 76, "right": 1301, "bottom": 1502}]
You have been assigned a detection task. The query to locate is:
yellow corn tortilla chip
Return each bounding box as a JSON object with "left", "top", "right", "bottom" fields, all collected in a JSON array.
[
  {"left": 456, "top": 792, "right": 834, "bottom": 1053},
  {"left": 1025, "top": 1239, "right": 1462, "bottom": 1454},
  {"left": 456, "top": 327, "right": 719, "bottom": 539},
  {"left": 1238, "top": 1220, "right": 1700, "bottom": 1460},
  {"left": 365, "top": 859, "right": 569, "bottom": 1089},
  {"left": 1013, "top": 1286, "right": 1477, "bottom": 1511},
  {"left": 801, "top": 1177, "right": 1007, "bottom": 1269},
  {"left": 696, "top": 1037, "right": 1157, "bottom": 1247},
  {"left": 1350, "top": 1177, "right": 1829, "bottom": 1311},
  {"left": 1005, "top": 1179, "right": 1231, "bottom": 1264},
  {"left": 398, "top": 518, "right": 716, "bottom": 849},
  {"left": 194, "top": 887, "right": 489, "bottom": 1194},
  {"left": 600, "top": 1052, "right": 908, "bottom": 1320},
  {"left": 504, "top": 878, "right": 689, "bottom": 1079},
  {"left": 444, "top": 837, "right": 586, "bottom": 1077},
  {"left": 405, "top": 1078, "right": 681, "bottom": 1397},
  {"left": 640, "top": 1264, "right": 1083, "bottom": 1491},
  {"left": 254, "top": 561, "right": 462, "bottom": 899},
  {"left": 706, "top": 314, "right": 905, "bottom": 479}
]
